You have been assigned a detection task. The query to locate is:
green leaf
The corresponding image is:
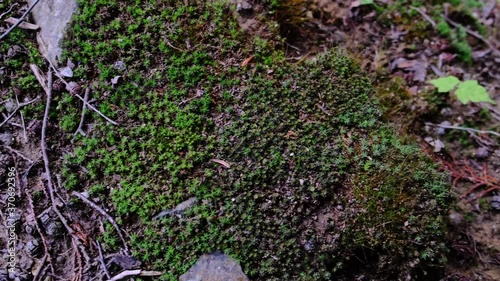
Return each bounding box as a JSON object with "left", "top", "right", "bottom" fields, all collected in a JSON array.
[
  {"left": 360, "top": 0, "right": 374, "bottom": 4},
  {"left": 455, "top": 80, "right": 496, "bottom": 105},
  {"left": 429, "top": 76, "right": 460, "bottom": 93}
]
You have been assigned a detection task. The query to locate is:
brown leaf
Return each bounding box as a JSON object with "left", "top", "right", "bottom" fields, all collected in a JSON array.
[
  {"left": 210, "top": 159, "right": 231, "bottom": 168},
  {"left": 70, "top": 223, "right": 89, "bottom": 246},
  {"left": 241, "top": 56, "right": 254, "bottom": 67},
  {"left": 284, "top": 130, "right": 298, "bottom": 139}
]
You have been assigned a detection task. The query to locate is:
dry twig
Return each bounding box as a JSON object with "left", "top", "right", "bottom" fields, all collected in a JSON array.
[
  {"left": 411, "top": 7, "right": 436, "bottom": 27},
  {"left": 0, "top": 96, "right": 40, "bottom": 128},
  {"left": 2, "top": 145, "right": 34, "bottom": 163},
  {"left": 26, "top": 190, "right": 55, "bottom": 276},
  {"left": 73, "top": 87, "right": 90, "bottom": 138},
  {"left": 0, "top": 3, "right": 18, "bottom": 20},
  {"left": 32, "top": 254, "right": 47, "bottom": 281},
  {"left": 0, "top": 0, "right": 40, "bottom": 41},
  {"left": 108, "top": 270, "right": 163, "bottom": 281},
  {"left": 72, "top": 191, "right": 129, "bottom": 252},
  {"left": 97, "top": 241, "right": 111, "bottom": 280},
  {"left": 426, "top": 122, "right": 500, "bottom": 137}
]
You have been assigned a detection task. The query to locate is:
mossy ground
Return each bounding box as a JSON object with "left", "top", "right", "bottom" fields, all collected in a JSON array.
[{"left": 60, "top": 0, "right": 450, "bottom": 280}]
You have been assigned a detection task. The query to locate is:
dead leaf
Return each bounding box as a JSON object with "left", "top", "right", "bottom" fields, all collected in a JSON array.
[
  {"left": 111, "top": 75, "right": 121, "bottom": 85},
  {"left": 210, "top": 159, "right": 231, "bottom": 168},
  {"left": 396, "top": 59, "right": 417, "bottom": 69},
  {"left": 58, "top": 66, "right": 73, "bottom": 78},
  {"left": 70, "top": 223, "right": 89, "bottom": 246},
  {"left": 284, "top": 130, "right": 298, "bottom": 139},
  {"left": 241, "top": 56, "right": 254, "bottom": 67}
]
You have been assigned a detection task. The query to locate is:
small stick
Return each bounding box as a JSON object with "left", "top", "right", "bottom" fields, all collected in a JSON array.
[
  {"left": 97, "top": 241, "right": 111, "bottom": 280},
  {"left": 411, "top": 7, "right": 436, "bottom": 27},
  {"left": 2, "top": 145, "right": 34, "bottom": 163},
  {"left": 165, "top": 40, "right": 186, "bottom": 52},
  {"left": 73, "top": 87, "right": 90, "bottom": 139},
  {"left": 27, "top": 190, "right": 55, "bottom": 276},
  {"left": 32, "top": 254, "right": 47, "bottom": 281},
  {"left": 0, "top": 3, "right": 19, "bottom": 20},
  {"left": 0, "top": 0, "right": 41, "bottom": 41},
  {"left": 0, "top": 96, "right": 40, "bottom": 128},
  {"left": 108, "top": 270, "right": 163, "bottom": 281},
  {"left": 72, "top": 191, "right": 129, "bottom": 252},
  {"left": 442, "top": 15, "right": 500, "bottom": 56},
  {"left": 15, "top": 95, "right": 28, "bottom": 142},
  {"left": 426, "top": 122, "right": 500, "bottom": 137}
]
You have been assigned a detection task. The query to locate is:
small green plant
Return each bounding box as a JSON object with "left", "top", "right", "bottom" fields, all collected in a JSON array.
[{"left": 429, "top": 76, "right": 496, "bottom": 105}]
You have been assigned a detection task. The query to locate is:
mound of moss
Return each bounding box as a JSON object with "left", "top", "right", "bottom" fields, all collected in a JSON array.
[{"left": 61, "top": 0, "right": 450, "bottom": 280}]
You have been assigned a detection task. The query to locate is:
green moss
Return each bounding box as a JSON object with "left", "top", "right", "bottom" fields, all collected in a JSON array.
[{"left": 62, "top": 0, "right": 450, "bottom": 280}]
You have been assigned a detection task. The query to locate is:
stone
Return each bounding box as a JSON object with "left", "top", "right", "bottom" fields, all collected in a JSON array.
[
  {"left": 26, "top": 239, "right": 39, "bottom": 255},
  {"left": 180, "top": 253, "right": 249, "bottom": 281},
  {"left": 27, "top": 0, "right": 78, "bottom": 66},
  {"left": 491, "top": 196, "right": 500, "bottom": 211},
  {"left": 3, "top": 99, "right": 16, "bottom": 113},
  {"left": 0, "top": 129, "right": 13, "bottom": 146}
]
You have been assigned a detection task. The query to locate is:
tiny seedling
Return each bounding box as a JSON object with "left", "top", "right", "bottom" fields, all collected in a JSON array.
[{"left": 429, "top": 76, "right": 496, "bottom": 105}]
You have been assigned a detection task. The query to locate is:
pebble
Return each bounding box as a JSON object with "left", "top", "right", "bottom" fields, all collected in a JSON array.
[
  {"left": 3, "top": 99, "right": 16, "bottom": 113},
  {"left": 474, "top": 147, "right": 489, "bottom": 159},
  {"left": 237, "top": 0, "right": 253, "bottom": 12},
  {"left": 26, "top": 239, "right": 39, "bottom": 255},
  {"left": 448, "top": 211, "right": 463, "bottom": 226},
  {"left": 490, "top": 196, "right": 500, "bottom": 211},
  {"left": 0, "top": 129, "right": 13, "bottom": 146},
  {"left": 113, "top": 61, "right": 126, "bottom": 71}
]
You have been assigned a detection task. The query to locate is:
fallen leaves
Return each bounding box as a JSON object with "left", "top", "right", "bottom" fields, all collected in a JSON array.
[{"left": 210, "top": 159, "right": 231, "bottom": 168}]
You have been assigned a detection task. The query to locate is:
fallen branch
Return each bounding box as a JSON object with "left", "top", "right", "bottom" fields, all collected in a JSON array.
[
  {"left": 442, "top": 15, "right": 500, "bottom": 57},
  {"left": 72, "top": 191, "right": 129, "bottom": 252},
  {"left": 108, "top": 270, "right": 163, "bottom": 281},
  {"left": 0, "top": 0, "right": 40, "bottom": 41},
  {"left": 41, "top": 70, "right": 91, "bottom": 274},
  {"left": 425, "top": 122, "right": 500, "bottom": 137}
]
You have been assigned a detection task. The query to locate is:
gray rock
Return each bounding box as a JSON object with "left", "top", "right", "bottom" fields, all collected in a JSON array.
[
  {"left": 474, "top": 147, "right": 489, "bottom": 159},
  {"left": 3, "top": 99, "right": 16, "bottom": 113},
  {"left": 19, "top": 255, "right": 34, "bottom": 271},
  {"left": 26, "top": 239, "right": 39, "bottom": 255},
  {"left": 491, "top": 196, "right": 500, "bottom": 211},
  {"left": 113, "top": 61, "right": 126, "bottom": 71},
  {"left": 27, "top": 0, "right": 78, "bottom": 65},
  {"left": 180, "top": 253, "right": 249, "bottom": 281},
  {"left": 0, "top": 129, "right": 13, "bottom": 146},
  {"left": 236, "top": 1, "right": 253, "bottom": 12}
]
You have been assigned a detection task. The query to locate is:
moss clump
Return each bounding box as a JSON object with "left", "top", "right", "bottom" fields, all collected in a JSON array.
[{"left": 62, "top": 0, "right": 450, "bottom": 280}]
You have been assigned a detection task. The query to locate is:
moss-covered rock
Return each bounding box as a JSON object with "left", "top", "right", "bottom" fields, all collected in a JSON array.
[{"left": 62, "top": 0, "right": 450, "bottom": 280}]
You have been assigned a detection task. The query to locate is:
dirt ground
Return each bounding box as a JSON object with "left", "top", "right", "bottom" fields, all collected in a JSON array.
[{"left": 1, "top": 0, "right": 499, "bottom": 280}]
